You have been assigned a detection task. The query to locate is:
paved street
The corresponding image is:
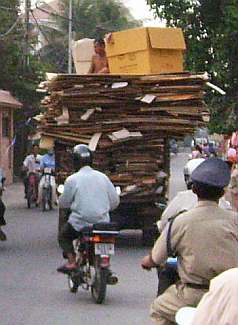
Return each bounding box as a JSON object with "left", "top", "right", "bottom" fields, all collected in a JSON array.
[{"left": 0, "top": 152, "right": 188, "bottom": 325}]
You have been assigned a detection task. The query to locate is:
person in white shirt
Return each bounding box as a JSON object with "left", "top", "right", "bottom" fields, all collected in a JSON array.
[
  {"left": 22, "top": 144, "right": 42, "bottom": 198},
  {"left": 57, "top": 144, "right": 119, "bottom": 274}
]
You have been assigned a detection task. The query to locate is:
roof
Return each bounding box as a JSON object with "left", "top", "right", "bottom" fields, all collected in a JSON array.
[
  {"left": 30, "top": 0, "right": 61, "bottom": 23},
  {"left": 0, "top": 90, "right": 22, "bottom": 109}
]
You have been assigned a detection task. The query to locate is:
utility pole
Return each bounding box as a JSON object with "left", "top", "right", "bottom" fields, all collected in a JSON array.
[
  {"left": 24, "top": 0, "right": 31, "bottom": 68},
  {"left": 68, "top": 0, "right": 73, "bottom": 74}
]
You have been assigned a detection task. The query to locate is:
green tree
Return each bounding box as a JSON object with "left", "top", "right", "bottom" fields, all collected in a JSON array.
[
  {"left": 0, "top": 1, "right": 47, "bottom": 171},
  {"left": 147, "top": 0, "right": 238, "bottom": 133},
  {"left": 40, "top": 0, "right": 142, "bottom": 72}
]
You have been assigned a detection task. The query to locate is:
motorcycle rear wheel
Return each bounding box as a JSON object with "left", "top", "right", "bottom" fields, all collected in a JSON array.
[{"left": 91, "top": 267, "right": 108, "bottom": 304}]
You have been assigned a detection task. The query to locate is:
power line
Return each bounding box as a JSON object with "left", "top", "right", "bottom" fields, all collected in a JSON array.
[
  {"left": 35, "top": 1, "right": 71, "bottom": 22},
  {"left": 0, "top": 15, "right": 21, "bottom": 39},
  {"left": 30, "top": 9, "right": 67, "bottom": 69},
  {"left": 24, "top": 0, "right": 31, "bottom": 67},
  {"left": 0, "top": 5, "right": 19, "bottom": 11}
]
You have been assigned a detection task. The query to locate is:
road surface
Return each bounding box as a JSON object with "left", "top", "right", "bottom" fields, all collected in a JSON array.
[{"left": 0, "top": 152, "right": 188, "bottom": 325}]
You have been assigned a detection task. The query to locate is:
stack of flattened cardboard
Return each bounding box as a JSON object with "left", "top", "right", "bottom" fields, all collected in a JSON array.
[{"left": 38, "top": 72, "right": 209, "bottom": 218}]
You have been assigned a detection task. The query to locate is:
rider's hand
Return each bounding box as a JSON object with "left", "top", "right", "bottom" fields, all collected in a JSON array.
[{"left": 141, "top": 254, "right": 157, "bottom": 271}]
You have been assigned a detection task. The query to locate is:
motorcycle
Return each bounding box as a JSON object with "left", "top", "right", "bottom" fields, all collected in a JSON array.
[
  {"left": 157, "top": 257, "right": 178, "bottom": 296},
  {"left": 41, "top": 168, "right": 54, "bottom": 211},
  {"left": 57, "top": 185, "right": 119, "bottom": 304},
  {"left": 67, "top": 222, "right": 119, "bottom": 304},
  {"left": 26, "top": 172, "right": 39, "bottom": 208}
]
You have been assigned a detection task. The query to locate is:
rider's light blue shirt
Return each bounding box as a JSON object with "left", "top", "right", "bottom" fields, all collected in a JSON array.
[
  {"left": 59, "top": 166, "right": 120, "bottom": 231},
  {"left": 40, "top": 154, "right": 55, "bottom": 170}
]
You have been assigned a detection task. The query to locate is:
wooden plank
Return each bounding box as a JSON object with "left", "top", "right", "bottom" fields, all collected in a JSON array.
[{"left": 88, "top": 133, "right": 102, "bottom": 152}]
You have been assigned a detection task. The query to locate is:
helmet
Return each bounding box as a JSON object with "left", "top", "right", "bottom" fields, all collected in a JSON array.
[{"left": 73, "top": 144, "right": 92, "bottom": 170}]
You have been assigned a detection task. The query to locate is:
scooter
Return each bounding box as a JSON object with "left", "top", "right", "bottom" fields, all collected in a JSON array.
[
  {"left": 26, "top": 172, "right": 39, "bottom": 208},
  {"left": 57, "top": 185, "right": 119, "bottom": 304},
  {"left": 41, "top": 168, "right": 54, "bottom": 211},
  {"left": 157, "top": 257, "right": 178, "bottom": 296},
  {"left": 67, "top": 222, "right": 119, "bottom": 304}
]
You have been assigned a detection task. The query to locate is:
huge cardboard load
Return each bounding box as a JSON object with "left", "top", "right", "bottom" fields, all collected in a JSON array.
[{"left": 38, "top": 72, "right": 208, "bottom": 221}]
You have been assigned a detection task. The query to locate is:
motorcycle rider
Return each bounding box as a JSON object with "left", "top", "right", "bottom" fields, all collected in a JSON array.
[
  {"left": 22, "top": 144, "right": 42, "bottom": 198},
  {"left": 57, "top": 144, "right": 119, "bottom": 274},
  {"left": 0, "top": 168, "right": 6, "bottom": 241},
  {"left": 37, "top": 147, "right": 57, "bottom": 207},
  {"left": 141, "top": 158, "right": 238, "bottom": 325}
]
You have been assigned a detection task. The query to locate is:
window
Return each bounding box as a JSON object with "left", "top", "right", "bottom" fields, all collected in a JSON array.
[{"left": 2, "top": 112, "right": 10, "bottom": 138}]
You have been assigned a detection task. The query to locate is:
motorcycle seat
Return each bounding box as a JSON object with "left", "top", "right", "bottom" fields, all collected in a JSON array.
[
  {"left": 78, "top": 222, "right": 119, "bottom": 237},
  {"left": 93, "top": 222, "right": 119, "bottom": 232}
]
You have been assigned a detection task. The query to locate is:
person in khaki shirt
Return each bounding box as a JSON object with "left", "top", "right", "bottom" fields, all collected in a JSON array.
[{"left": 141, "top": 158, "right": 238, "bottom": 325}]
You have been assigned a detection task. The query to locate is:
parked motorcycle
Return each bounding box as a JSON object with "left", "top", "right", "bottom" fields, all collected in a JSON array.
[
  {"left": 41, "top": 168, "right": 53, "bottom": 211},
  {"left": 67, "top": 222, "right": 119, "bottom": 304},
  {"left": 26, "top": 172, "right": 39, "bottom": 208}
]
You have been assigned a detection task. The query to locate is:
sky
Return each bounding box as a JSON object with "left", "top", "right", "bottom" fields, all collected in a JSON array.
[
  {"left": 30, "top": 0, "right": 164, "bottom": 27},
  {"left": 122, "top": 0, "right": 164, "bottom": 26}
]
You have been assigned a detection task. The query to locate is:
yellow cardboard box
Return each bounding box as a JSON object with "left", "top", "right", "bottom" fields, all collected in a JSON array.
[{"left": 106, "top": 27, "right": 186, "bottom": 74}]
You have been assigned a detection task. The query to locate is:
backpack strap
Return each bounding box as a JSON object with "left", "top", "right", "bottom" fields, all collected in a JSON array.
[{"left": 166, "top": 210, "right": 187, "bottom": 257}]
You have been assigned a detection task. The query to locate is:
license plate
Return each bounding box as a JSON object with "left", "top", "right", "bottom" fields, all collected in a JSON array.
[{"left": 95, "top": 243, "right": 115, "bottom": 255}]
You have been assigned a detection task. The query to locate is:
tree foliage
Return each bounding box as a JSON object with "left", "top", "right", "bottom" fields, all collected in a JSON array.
[
  {"left": 40, "top": 0, "right": 142, "bottom": 72},
  {"left": 147, "top": 0, "right": 238, "bottom": 133},
  {"left": 0, "top": 0, "right": 47, "bottom": 170}
]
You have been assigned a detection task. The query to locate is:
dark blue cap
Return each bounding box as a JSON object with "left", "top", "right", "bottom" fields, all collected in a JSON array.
[{"left": 191, "top": 158, "right": 231, "bottom": 188}]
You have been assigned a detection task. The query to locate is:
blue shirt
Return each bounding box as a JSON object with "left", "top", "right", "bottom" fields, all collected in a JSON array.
[
  {"left": 40, "top": 154, "right": 55, "bottom": 170},
  {"left": 59, "top": 166, "right": 120, "bottom": 231}
]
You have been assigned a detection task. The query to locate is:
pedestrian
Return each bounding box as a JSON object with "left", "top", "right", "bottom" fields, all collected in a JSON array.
[
  {"left": 141, "top": 158, "right": 238, "bottom": 325},
  {"left": 202, "top": 141, "right": 209, "bottom": 157},
  {"left": 228, "top": 162, "right": 238, "bottom": 212},
  {"left": 227, "top": 145, "right": 237, "bottom": 163},
  {"left": 191, "top": 145, "right": 202, "bottom": 159},
  {"left": 0, "top": 168, "right": 7, "bottom": 241}
]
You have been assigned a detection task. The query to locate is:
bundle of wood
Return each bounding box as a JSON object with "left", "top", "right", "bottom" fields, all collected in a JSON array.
[{"left": 38, "top": 72, "right": 208, "bottom": 218}]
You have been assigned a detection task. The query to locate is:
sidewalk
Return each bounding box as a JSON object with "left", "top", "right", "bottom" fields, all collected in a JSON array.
[{"left": 4, "top": 182, "right": 25, "bottom": 208}]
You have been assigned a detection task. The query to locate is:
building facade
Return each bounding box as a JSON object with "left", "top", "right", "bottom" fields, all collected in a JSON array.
[{"left": 0, "top": 90, "right": 22, "bottom": 184}]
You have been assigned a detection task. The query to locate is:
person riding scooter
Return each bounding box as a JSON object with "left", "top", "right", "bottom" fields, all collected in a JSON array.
[
  {"left": 37, "top": 148, "right": 57, "bottom": 208},
  {"left": 57, "top": 144, "right": 120, "bottom": 274},
  {"left": 141, "top": 158, "right": 238, "bottom": 325},
  {"left": 22, "top": 144, "right": 42, "bottom": 199}
]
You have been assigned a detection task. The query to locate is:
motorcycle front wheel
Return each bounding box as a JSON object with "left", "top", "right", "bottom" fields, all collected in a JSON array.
[
  {"left": 27, "top": 192, "right": 32, "bottom": 209},
  {"left": 42, "top": 188, "right": 47, "bottom": 211},
  {"left": 91, "top": 267, "right": 108, "bottom": 304},
  {"left": 68, "top": 274, "right": 79, "bottom": 293}
]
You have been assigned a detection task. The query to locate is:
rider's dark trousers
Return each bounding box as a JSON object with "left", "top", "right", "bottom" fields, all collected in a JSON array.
[
  {"left": 58, "top": 222, "right": 80, "bottom": 254},
  {"left": 0, "top": 198, "right": 6, "bottom": 226}
]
